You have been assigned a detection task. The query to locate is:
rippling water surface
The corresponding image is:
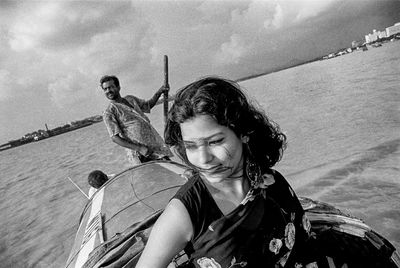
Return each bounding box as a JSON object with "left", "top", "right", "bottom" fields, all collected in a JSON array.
[{"left": 1, "top": 41, "right": 399, "bottom": 267}]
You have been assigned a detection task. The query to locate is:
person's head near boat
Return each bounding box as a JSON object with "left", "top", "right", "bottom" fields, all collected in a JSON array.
[
  {"left": 88, "top": 170, "right": 108, "bottom": 189},
  {"left": 136, "top": 76, "right": 315, "bottom": 268},
  {"left": 87, "top": 170, "right": 109, "bottom": 199}
]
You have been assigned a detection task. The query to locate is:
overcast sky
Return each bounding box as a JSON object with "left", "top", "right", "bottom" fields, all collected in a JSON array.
[{"left": 0, "top": 0, "right": 399, "bottom": 144}]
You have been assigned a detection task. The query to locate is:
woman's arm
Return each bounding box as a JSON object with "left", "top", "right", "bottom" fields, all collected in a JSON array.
[{"left": 136, "top": 198, "right": 193, "bottom": 268}]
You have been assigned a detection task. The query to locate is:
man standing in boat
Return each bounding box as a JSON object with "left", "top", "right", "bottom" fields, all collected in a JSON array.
[{"left": 100, "top": 75, "right": 172, "bottom": 165}]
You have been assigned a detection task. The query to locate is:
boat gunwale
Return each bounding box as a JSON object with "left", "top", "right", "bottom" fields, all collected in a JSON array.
[
  {"left": 66, "top": 160, "right": 189, "bottom": 268},
  {"left": 77, "top": 160, "right": 188, "bottom": 225}
]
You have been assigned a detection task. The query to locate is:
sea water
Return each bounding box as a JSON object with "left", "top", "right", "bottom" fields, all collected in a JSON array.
[{"left": 0, "top": 41, "right": 399, "bottom": 267}]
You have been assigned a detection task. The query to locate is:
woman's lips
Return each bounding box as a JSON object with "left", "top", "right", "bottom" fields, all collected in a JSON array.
[{"left": 202, "top": 165, "right": 229, "bottom": 174}]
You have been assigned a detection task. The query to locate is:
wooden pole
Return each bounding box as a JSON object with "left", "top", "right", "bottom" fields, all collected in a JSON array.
[{"left": 163, "top": 55, "right": 169, "bottom": 124}]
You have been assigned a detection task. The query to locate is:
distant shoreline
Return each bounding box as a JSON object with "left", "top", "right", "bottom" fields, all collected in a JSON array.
[
  {"left": 237, "top": 36, "right": 399, "bottom": 82},
  {"left": 0, "top": 120, "right": 102, "bottom": 152},
  {"left": 3, "top": 37, "right": 398, "bottom": 151},
  {"left": 235, "top": 58, "right": 318, "bottom": 83}
]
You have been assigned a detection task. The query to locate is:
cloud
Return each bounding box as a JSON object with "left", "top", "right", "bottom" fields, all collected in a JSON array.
[
  {"left": 211, "top": 0, "right": 334, "bottom": 65},
  {"left": 69, "top": 15, "right": 156, "bottom": 89},
  {"left": 0, "top": 0, "right": 341, "bottom": 102},
  {"left": 215, "top": 34, "right": 247, "bottom": 64},
  {"left": 8, "top": 2, "right": 61, "bottom": 51},
  {"left": 7, "top": 1, "right": 132, "bottom": 51},
  {"left": 223, "top": 0, "right": 337, "bottom": 31},
  {"left": 0, "top": 67, "right": 36, "bottom": 102},
  {"left": 2, "top": 1, "right": 150, "bottom": 107},
  {"left": 212, "top": 1, "right": 284, "bottom": 64},
  {"left": 294, "top": 0, "right": 337, "bottom": 22},
  {"left": 0, "top": 69, "right": 13, "bottom": 101},
  {"left": 48, "top": 73, "right": 90, "bottom": 108},
  {"left": 265, "top": 3, "right": 284, "bottom": 29}
]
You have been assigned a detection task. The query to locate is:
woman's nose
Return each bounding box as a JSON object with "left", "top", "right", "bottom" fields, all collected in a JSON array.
[{"left": 197, "top": 145, "right": 212, "bottom": 164}]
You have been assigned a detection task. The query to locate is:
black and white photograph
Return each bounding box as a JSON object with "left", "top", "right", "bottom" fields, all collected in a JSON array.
[{"left": 0, "top": 0, "right": 399, "bottom": 267}]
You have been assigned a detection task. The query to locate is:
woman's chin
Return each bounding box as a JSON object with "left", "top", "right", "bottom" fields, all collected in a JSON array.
[
  {"left": 201, "top": 172, "right": 223, "bottom": 181},
  {"left": 202, "top": 172, "right": 234, "bottom": 184}
]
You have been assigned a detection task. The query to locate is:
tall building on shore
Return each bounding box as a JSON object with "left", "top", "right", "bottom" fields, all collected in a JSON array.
[
  {"left": 365, "top": 22, "right": 400, "bottom": 44},
  {"left": 365, "top": 29, "right": 385, "bottom": 43},
  {"left": 386, "top": 22, "right": 400, "bottom": 37}
]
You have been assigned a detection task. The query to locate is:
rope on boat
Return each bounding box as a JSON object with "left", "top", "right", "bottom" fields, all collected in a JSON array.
[{"left": 67, "top": 176, "right": 90, "bottom": 200}]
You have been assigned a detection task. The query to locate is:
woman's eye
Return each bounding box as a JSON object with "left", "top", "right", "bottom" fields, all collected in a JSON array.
[
  {"left": 184, "top": 144, "right": 197, "bottom": 150},
  {"left": 209, "top": 138, "right": 224, "bottom": 146}
]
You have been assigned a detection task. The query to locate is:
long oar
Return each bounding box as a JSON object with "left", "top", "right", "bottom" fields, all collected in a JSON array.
[
  {"left": 67, "top": 176, "right": 90, "bottom": 200},
  {"left": 163, "top": 55, "right": 170, "bottom": 124}
]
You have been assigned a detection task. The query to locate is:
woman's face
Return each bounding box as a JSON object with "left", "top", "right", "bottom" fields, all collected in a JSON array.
[{"left": 180, "top": 114, "right": 244, "bottom": 183}]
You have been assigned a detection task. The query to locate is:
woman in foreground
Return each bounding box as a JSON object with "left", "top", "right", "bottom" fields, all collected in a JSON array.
[{"left": 136, "top": 77, "right": 315, "bottom": 267}]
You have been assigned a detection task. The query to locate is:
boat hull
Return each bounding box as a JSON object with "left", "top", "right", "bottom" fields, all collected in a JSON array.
[{"left": 65, "top": 160, "right": 399, "bottom": 268}]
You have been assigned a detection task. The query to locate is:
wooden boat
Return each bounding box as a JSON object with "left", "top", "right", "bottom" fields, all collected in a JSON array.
[{"left": 65, "top": 160, "right": 400, "bottom": 268}]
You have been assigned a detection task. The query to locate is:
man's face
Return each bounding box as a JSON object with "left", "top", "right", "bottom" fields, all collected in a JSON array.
[{"left": 101, "top": 80, "right": 120, "bottom": 100}]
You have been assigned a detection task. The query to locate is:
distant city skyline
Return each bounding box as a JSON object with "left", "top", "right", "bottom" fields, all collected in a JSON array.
[
  {"left": 364, "top": 22, "right": 400, "bottom": 43},
  {"left": 0, "top": 115, "right": 103, "bottom": 151},
  {"left": 1, "top": 0, "right": 400, "bottom": 144}
]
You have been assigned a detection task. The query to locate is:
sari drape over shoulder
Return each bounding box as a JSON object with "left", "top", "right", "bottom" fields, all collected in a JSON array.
[{"left": 173, "top": 170, "right": 313, "bottom": 268}]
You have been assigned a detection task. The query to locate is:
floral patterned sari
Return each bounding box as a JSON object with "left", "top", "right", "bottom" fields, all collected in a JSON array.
[{"left": 173, "top": 170, "right": 315, "bottom": 268}]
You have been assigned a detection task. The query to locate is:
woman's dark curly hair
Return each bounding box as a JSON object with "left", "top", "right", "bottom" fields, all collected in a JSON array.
[{"left": 165, "top": 76, "right": 287, "bottom": 169}]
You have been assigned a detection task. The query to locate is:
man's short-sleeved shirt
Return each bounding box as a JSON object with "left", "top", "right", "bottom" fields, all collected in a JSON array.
[{"left": 103, "top": 95, "right": 171, "bottom": 158}]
